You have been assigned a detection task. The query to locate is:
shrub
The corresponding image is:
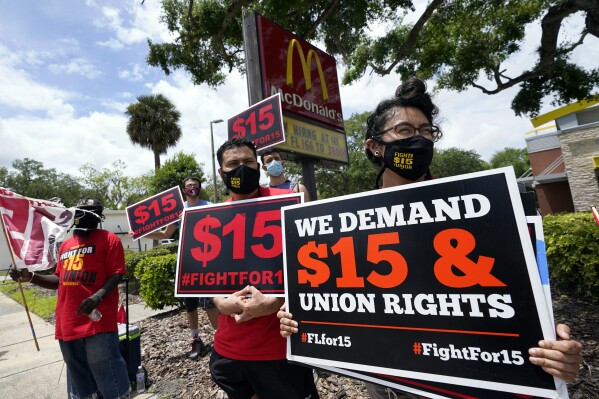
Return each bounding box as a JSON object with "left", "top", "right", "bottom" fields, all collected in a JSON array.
[
  {"left": 124, "top": 243, "right": 179, "bottom": 295},
  {"left": 136, "top": 250, "right": 182, "bottom": 310},
  {"left": 543, "top": 212, "right": 599, "bottom": 303}
]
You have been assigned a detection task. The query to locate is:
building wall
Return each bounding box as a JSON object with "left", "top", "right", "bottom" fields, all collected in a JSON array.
[
  {"left": 559, "top": 123, "right": 599, "bottom": 211},
  {"left": 535, "top": 181, "right": 575, "bottom": 216},
  {"left": 102, "top": 210, "right": 154, "bottom": 252},
  {"left": 528, "top": 147, "right": 565, "bottom": 175}
]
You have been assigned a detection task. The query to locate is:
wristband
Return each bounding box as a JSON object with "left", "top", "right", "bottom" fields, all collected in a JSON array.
[
  {"left": 92, "top": 293, "right": 103, "bottom": 302},
  {"left": 28, "top": 272, "right": 36, "bottom": 284}
]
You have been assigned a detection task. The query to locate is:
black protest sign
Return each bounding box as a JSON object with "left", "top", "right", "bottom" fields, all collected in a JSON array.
[
  {"left": 302, "top": 217, "right": 563, "bottom": 399},
  {"left": 282, "top": 168, "right": 558, "bottom": 398},
  {"left": 176, "top": 193, "right": 302, "bottom": 296},
  {"left": 126, "top": 186, "right": 184, "bottom": 240},
  {"left": 228, "top": 94, "right": 285, "bottom": 151}
]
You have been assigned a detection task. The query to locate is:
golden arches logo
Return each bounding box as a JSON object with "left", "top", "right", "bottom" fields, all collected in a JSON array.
[{"left": 286, "top": 39, "right": 329, "bottom": 101}]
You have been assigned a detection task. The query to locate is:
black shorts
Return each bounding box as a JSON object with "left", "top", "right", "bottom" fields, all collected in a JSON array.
[
  {"left": 183, "top": 297, "right": 215, "bottom": 312},
  {"left": 210, "top": 349, "right": 319, "bottom": 399}
]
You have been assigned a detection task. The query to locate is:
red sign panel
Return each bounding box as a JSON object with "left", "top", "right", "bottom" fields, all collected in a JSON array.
[
  {"left": 126, "top": 186, "right": 185, "bottom": 240},
  {"left": 256, "top": 15, "right": 344, "bottom": 130},
  {"left": 176, "top": 193, "right": 302, "bottom": 296},
  {"left": 227, "top": 94, "right": 285, "bottom": 151}
]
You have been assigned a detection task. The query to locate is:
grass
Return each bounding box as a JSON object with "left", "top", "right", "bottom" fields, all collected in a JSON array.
[{"left": 0, "top": 279, "right": 57, "bottom": 321}]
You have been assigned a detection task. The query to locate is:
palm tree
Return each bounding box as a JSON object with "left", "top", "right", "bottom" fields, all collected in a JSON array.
[{"left": 125, "top": 94, "right": 182, "bottom": 170}]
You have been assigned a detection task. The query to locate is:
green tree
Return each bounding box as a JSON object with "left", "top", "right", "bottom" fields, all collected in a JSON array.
[
  {"left": 430, "top": 147, "right": 489, "bottom": 178},
  {"left": 490, "top": 147, "right": 531, "bottom": 178},
  {"left": 4, "top": 158, "right": 86, "bottom": 205},
  {"left": 0, "top": 166, "right": 9, "bottom": 187},
  {"left": 203, "top": 172, "right": 230, "bottom": 203},
  {"left": 125, "top": 94, "right": 182, "bottom": 170},
  {"left": 309, "top": 112, "right": 378, "bottom": 199},
  {"left": 79, "top": 160, "right": 147, "bottom": 209},
  {"left": 150, "top": 151, "right": 208, "bottom": 200},
  {"left": 147, "top": 0, "right": 599, "bottom": 117}
]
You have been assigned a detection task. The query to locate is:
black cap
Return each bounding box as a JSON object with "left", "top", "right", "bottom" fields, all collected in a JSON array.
[{"left": 76, "top": 198, "right": 102, "bottom": 208}]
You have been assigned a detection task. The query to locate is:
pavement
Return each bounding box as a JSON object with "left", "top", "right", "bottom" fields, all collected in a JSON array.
[{"left": 0, "top": 289, "right": 175, "bottom": 399}]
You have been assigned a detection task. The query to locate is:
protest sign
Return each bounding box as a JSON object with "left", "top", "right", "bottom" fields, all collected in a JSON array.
[
  {"left": 282, "top": 168, "right": 559, "bottom": 398},
  {"left": 228, "top": 93, "right": 285, "bottom": 151},
  {"left": 0, "top": 188, "right": 74, "bottom": 271},
  {"left": 300, "top": 216, "right": 565, "bottom": 399},
  {"left": 176, "top": 193, "right": 302, "bottom": 296},
  {"left": 126, "top": 186, "right": 184, "bottom": 240}
]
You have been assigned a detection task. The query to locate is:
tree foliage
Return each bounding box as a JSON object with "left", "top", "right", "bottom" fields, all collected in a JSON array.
[
  {"left": 125, "top": 94, "right": 182, "bottom": 170},
  {"left": 1, "top": 158, "right": 88, "bottom": 206},
  {"left": 490, "top": 147, "right": 530, "bottom": 178},
  {"left": 429, "top": 147, "right": 489, "bottom": 178},
  {"left": 149, "top": 151, "right": 209, "bottom": 200},
  {"left": 310, "top": 112, "right": 378, "bottom": 199},
  {"left": 147, "top": 0, "right": 599, "bottom": 117},
  {"left": 79, "top": 160, "right": 148, "bottom": 209}
]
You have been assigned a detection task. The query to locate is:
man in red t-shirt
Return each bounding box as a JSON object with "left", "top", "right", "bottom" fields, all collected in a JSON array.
[
  {"left": 208, "top": 138, "right": 318, "bottom": 399},
  {"left": 11, "top": 198, "right": 130, "bottom": 399}
]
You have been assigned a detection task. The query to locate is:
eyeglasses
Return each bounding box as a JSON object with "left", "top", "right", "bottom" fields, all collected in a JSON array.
[
  {"left": 185, "top": 184, "right": 200, "bottom": 188},
  {"left": 377, "top": 122, "right": 439, "bottom": 140}
]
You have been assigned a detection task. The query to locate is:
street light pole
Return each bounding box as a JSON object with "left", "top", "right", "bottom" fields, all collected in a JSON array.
[{"left": 210, "top": 119, "right": 224, "bottom": 203}]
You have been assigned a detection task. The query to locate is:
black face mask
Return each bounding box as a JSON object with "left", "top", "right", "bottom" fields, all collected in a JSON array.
[
  {"left": 221, "top": 164, "right": 260, "bottom": 194},
  {"left": 375, "top": 135, "right": 434, "bottom": 187},
  {"left": 74, "top": 209, "right": 101, "bottom": 230}
]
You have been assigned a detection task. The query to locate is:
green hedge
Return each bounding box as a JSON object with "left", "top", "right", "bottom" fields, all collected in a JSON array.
[
  {"left": 137, "top": 253, "right": 182, "bottom": 310},
  {"left": 124, "top": 243, "right": 179, "bottom": 298},
  {"left": 544, "top": 212, "right": 599, "bottom": 303}
]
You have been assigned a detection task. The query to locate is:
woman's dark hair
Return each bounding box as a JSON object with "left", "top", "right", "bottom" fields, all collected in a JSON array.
[{"left": 365, "top": 77, "right": 443, "bottom": 165}]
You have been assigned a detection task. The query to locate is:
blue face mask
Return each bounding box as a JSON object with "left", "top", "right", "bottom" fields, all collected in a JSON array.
[{"left": 266, "top": 160, "right": 284, "bottom": 177}]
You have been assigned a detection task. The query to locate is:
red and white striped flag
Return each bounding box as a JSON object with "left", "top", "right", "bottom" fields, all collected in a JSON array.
[
  {"left": 0, "top": 188, "right": 75, "bottom": 271},
  {"left": 592, "top": 206, "right": 599, "bottom": 226}
]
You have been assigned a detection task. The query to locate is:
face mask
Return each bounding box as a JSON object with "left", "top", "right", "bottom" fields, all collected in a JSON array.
[
  {"left": 266, "top": 160, "right": 284, "bottom": 177},
  {"left": 221, "top": 164, "right": 260, "bottom": 194},
  {"left": 377, "top": 135, "right": 434, "bottom": 185},
  {"left": 185, "top": 187, "right": 199, "bottom": 198},
  {"left": 74, "top": 209, "right": 101, "bottom": 230}
]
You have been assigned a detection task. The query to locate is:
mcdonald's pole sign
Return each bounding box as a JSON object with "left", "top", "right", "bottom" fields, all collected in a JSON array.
[
  {"left": 256, "top": 15, "right": 343, "bottom": 130},
  {"left": 244, "top": 13, "right": 348, "bottom": 165}
]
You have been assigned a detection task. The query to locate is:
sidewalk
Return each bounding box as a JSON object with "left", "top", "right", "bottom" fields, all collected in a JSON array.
[{"left": 0, "top": 290, "right": 174, "bottom": 398}]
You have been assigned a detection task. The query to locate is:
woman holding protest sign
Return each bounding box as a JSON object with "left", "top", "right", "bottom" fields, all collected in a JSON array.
[{"left": 278, "top": 77, "right": 583, "bottom": 398}]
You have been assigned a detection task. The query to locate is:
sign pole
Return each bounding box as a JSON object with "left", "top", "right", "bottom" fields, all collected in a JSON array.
[
  {"left": 0, "top": 214, "right": 40, "bottom": 351},
  {"left": 301, "top": 159, "right": 318, "bottom": 201}
]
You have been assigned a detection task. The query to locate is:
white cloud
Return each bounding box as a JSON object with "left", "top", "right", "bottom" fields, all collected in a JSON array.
[
  {"left": 96, "top": 38, "right": 125, "bottom": 50},
  {"left": 91, "top": 0, "right": 174, "bottom": 49},
  {"left": 0, "top": 45, "right": 74, "bottom": 118},
  {"left": 48, "top": 58, "right": 102, "bottom": 79},
  {"left": 0, "top": 111, "right": 154, "bottom": 177},
  {"left": 118, "top": 63, "right": 146, "bottom": 82},
  {"left": 142, "top": 69, "right": 250, "bottom": 173}
]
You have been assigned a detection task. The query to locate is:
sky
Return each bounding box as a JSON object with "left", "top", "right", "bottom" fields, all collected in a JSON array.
[{"left": 1, "top": 0, "right": 597, "bottom": 182}]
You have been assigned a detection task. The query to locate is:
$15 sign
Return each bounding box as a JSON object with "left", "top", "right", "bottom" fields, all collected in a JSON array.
[
  {"left": 126, "top": 186, "right": 185, "bottom": 240},
  {"left": 227, "top": 94, "right": 285, "bottom": 151}
]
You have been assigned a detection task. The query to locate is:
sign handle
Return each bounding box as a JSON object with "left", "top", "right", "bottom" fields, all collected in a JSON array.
[{"left": 0, "top": 215, "right": 40, "bottom": 351}]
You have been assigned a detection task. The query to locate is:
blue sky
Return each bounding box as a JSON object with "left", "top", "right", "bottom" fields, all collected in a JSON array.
[{"left": 1, "top": 0, "right": 597, "bottom": 181}]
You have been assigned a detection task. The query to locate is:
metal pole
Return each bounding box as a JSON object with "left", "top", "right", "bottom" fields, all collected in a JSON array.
[{"left": 210, "top": 119, "right": 224, "bottom": 203}]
